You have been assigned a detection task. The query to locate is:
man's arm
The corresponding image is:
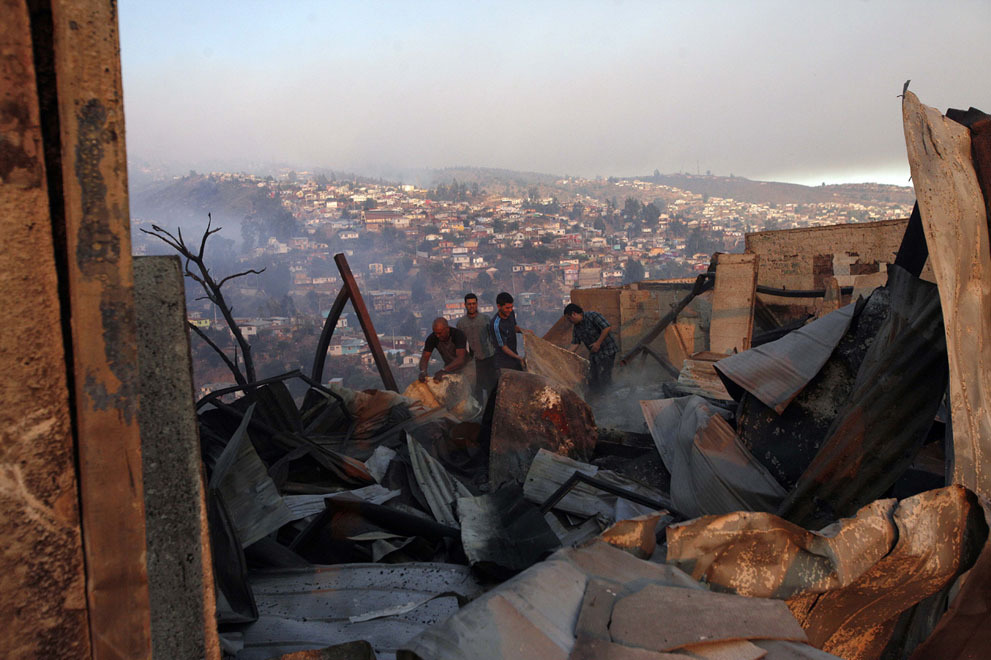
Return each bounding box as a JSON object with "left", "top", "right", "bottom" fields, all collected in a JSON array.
[
  {"left": 590, "top": 325, "right": 612, "bottom": 353},
  {"left": 418, "top": 350, "right": 432, "bottom": 382},
  {"left": 434, "top": 348, "right": 468, "bottom": 380},
  {"left": 494, "top": 317, "right": 524, "bottom": 362},
  {"left": 569, "top": 343, "right": 582, "bottom": 353}
]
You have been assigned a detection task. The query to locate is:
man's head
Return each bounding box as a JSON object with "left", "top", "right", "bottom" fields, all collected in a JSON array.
[
  {"left": 496, "top": 292, "right": 514, "bottom": 318},
  {"left": 432, "top": 317, "right": 450, "bottom": 341},
  {"left": 564, "top": 302, "right": 584, "bottom": 325},
  {"left": 464, "top": 293, "right": 478, "bottom": 317}
]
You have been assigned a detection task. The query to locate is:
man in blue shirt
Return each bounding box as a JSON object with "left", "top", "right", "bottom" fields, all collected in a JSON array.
[
  {"left": 565, "top": 302, "right": 618, "bottom": 395},
  {"left": 492, "top": 291, "right": 530, "bottom": 372}
]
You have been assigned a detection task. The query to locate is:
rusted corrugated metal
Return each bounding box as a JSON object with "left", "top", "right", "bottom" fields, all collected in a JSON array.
[
  {"left": 714, "top": 303, "right": 856, "bottom": 414},
  {"left": 641, "top": 396, "right": 786, "bottom": 518},
  {"left": 667, "top": 486, "right": 987, "bottom": 660},
  {"left": 400, "top": 541, "right": 832, "bottom": 660},
  {"left": 779, "top": 265, "right": 947, "bottom": 528},
  {"left": 904, "top": 91, "right": 991, "bottom": 503}
]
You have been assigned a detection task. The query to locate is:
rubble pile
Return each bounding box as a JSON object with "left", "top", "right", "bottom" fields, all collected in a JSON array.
[{"left": 195, "top": 92, "right": 991, "bottom": 660}]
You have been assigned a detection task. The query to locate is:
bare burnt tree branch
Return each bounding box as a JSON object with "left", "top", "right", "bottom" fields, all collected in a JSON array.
[
  {"left": 141, "top": 214, "right": 263, "bottom": 383},
  {"left": 188, "top": 322, "right": 246, "bottom": 386},
  {"left": 217, "top": 268, "right": 266, "bottom": 288}
]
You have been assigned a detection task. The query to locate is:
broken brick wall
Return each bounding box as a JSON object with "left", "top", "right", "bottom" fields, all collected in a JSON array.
[{"left": 746, "top": 218, "right": 909, "bottom": 292}]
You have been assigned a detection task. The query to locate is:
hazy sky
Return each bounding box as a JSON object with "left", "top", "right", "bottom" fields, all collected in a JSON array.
[{"left": 119, "top": 1, "right": 991, "bottom": 185}]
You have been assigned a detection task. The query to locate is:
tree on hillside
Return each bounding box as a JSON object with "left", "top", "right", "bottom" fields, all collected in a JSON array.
[
  {"left": 475, "top": 271, "right": 493, "bottom": 290},
  {"left": 622, "top": 259, "right": 646, "bottom": 284},
  {"left": 643, "top": 202, "right": 661, "bottom": 225},
  {"left": 523, "top": 271, "right": 540, "bottom": 290}
]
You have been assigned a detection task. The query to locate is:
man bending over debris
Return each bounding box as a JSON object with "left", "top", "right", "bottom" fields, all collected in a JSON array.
[
  {"left": 492, "top": 291, "right": 530, "bottom": 373},
  {"left": 418, "top": 317, "right": 468, "bottom": 382},
  {"left": 457, "top": 292, "right": 498, "bottom": 401},
  {"left": 565, "top": 302, "right": 618, "bottom": 395}
]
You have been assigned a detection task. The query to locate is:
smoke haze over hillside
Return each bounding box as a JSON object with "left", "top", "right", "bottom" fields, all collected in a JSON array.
[{"left": 119, "top": 1, "right": 991, "bottom": 186}]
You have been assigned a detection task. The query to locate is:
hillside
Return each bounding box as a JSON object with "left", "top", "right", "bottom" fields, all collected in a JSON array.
[{"left": 642, "top": 173, "right": 914, "bottom": 206}]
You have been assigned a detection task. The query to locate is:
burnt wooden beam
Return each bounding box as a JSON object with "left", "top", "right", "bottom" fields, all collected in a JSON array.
[
  {"left": 310, "top": 284, "right": 350, "bottom": 383},
  {"left": 620, "top": 273, "right": 712, "bottom": 365},
  {"left": 334, "top": 253, "right": 398, "bottom": 392},
  {"left": 49, "top": 0, "right": 153, "bottom": 655}
]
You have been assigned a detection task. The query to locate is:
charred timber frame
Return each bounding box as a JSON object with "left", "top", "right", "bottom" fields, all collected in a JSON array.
[{"left": 310, "top": 253, "right": 398, "bottom": 391}]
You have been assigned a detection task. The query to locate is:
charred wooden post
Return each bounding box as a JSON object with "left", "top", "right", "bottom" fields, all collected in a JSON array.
[{"left": 333, "top": 253, "right": 399, "bottom": 392}]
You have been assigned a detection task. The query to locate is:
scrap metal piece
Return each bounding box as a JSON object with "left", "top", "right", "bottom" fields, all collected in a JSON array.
[
  {"left": 283, "top": 486, "right": 400, "bottom": 522},
  {"left": 667, "top": 486, "right": 987, "bottom": 660},
  {"left": 488, "top": 370, "right": 598, "bottom": 489},
  {"left": 240, "top": 562, "right": 482, "bottom": 659},
  {"left": 399, "top": 541, "right": 702, "bottom": 660},
  {"left": 524, "top": 332, "right": 590, "bottom": 397},
  {"left": 609, "top": 585, "right": 807, "bottom": 652},
  {"left": 908, "top": 527, "right": 991, "bottom": 659},
  {"left": 205, "top": 405, "right": 294, "bottom": 547},
  {"left": 641, "top": 396, "right": 787, "bottom": 518},
  {"left": 666, "top": 498, "right": 898, "bottom": 600},
  {"left": 458, "top": 485, "right": 561, "bottom": 577},
  {"left": 903, "top": 91, "right": 991, "bottom": 501},
  {"left": 800, "top": 486, "right": 986, "bottom": 659},
  {"left": 714, "top": 303, "right": 856, "bottom": 414},
  {"left": 677, "top": 352, "right": 734, "bottom": 401},
  {"left": 598, "top": 512, "right": 669, "bottom": 559},
  {"left": 538, "top": 470, "right": 673, "bottom": 517},
  {"left": 407, "top": 434, "right": 472, "bottom": 527},
  {"left": 779, "top": 265, "right": 947, "bottom": 527}
]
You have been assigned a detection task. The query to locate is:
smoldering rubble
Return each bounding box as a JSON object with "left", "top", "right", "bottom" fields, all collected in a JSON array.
[{"left": 182, "top": 92, "right": 991, "bottom": 660}]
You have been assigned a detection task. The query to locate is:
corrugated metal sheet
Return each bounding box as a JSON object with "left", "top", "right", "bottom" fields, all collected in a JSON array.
[
  {"left": 523, "top": 333, "right": 589, "bottom": 397},
  {"left": 400, "top": 541, "right": 831, "bottom": 660},
  {"left": 237, "top": 563, "right": 483, "bottom": 660},
  {"left": 676, "top": 354, "right": 734, "bottom": 401},
  {"left": 714, "top": 303, "right": 856, "bottom": 414},
  {"left": 667, "top": 486, "right": 987, "bottom": 660},
  {"left": 779, "top": 265, "right": 949, "bottom": 528},
  {"left": 640, "top": 396, "right": 787, "bottom": 518}
]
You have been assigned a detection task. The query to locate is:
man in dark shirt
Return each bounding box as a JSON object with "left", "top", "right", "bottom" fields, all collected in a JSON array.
[
  {"left": 492, "top": 291, "right": 529, "bottom": 372},
  {"left": 418, "top": 317, "right": 468, "bottom": 382},
  {"left": 565, "top": 302, "right": 618, "bottom": 395}
]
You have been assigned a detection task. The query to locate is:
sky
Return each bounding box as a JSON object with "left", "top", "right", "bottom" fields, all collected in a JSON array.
[{"left": 118, "top": 1, "right": 991, "bottom": 186}]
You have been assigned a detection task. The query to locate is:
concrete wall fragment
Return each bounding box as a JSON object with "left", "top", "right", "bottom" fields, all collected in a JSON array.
[{"left": 134, "top": 256, "right": 220, "bottom": 660}]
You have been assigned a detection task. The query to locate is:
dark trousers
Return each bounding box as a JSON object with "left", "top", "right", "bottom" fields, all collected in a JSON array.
[
  {"left": 474, "top": 356, "right": 497, "bottom": 402},
  {"left": 589, "top": 354, "right": 615, "bottom": 395}
]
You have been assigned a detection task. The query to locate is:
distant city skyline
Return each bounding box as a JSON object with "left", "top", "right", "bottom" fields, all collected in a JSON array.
[{"left": 119, "top": 1, "right": 991, "bottom": 187}]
